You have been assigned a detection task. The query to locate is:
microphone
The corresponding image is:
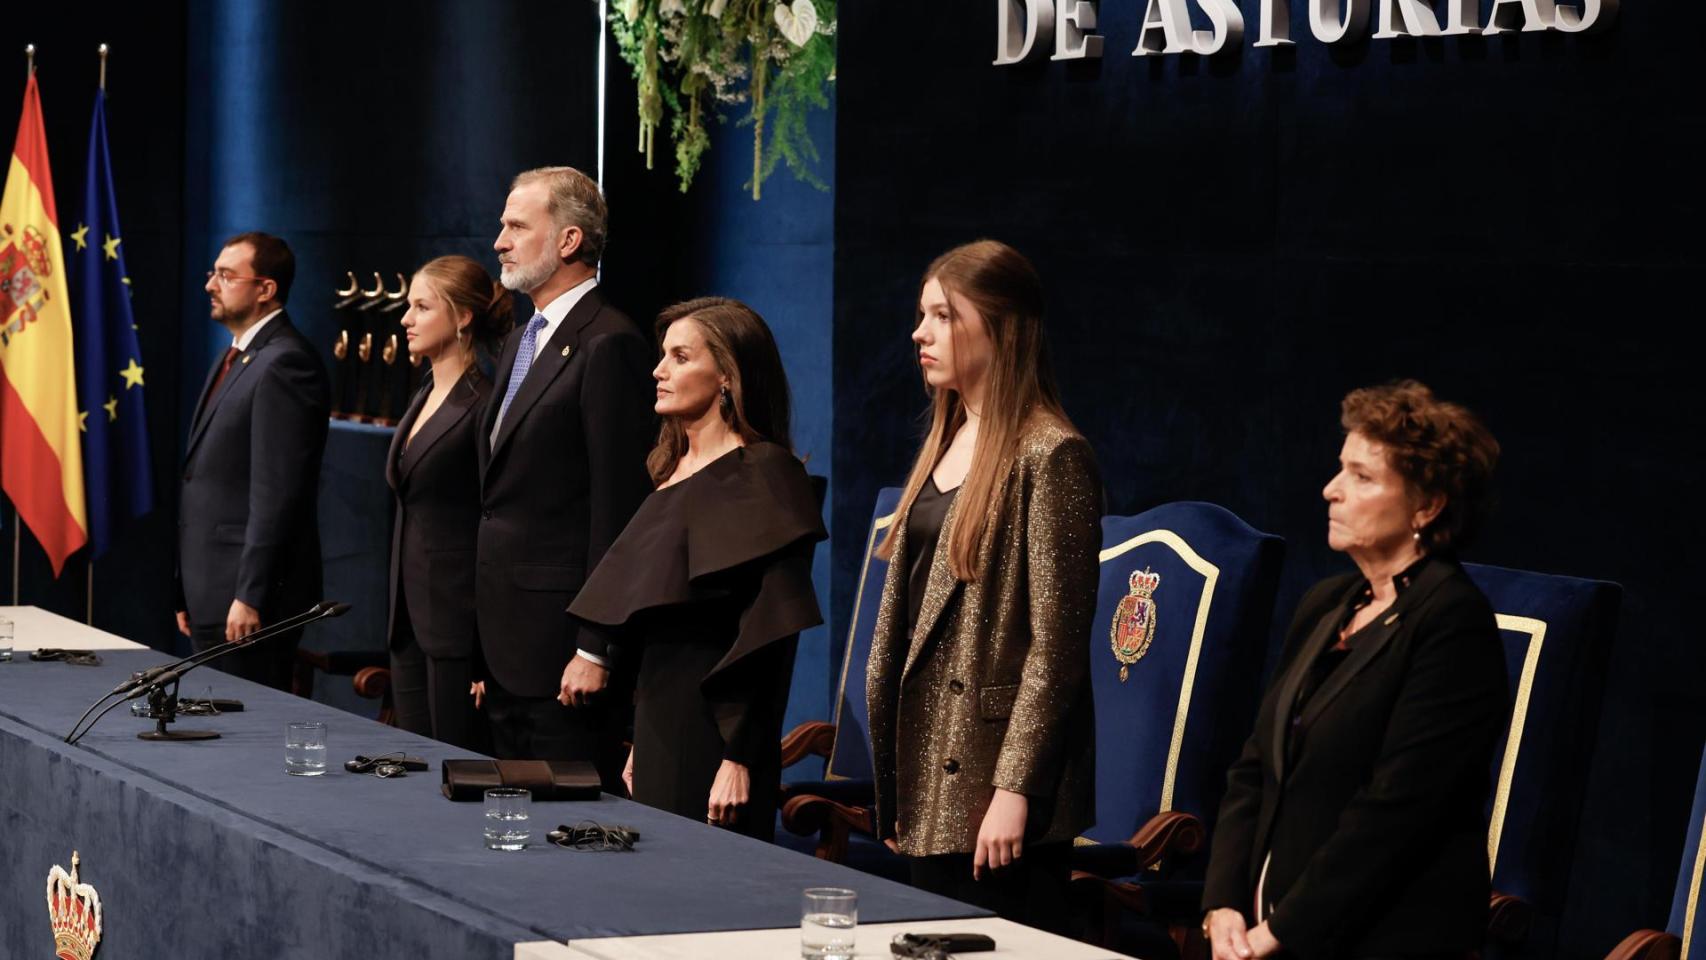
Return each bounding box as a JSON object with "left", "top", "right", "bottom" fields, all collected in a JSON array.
[
  {"left": 108, "top": 602, "right": 334, "bottom": 697},
  {"left": 65, "top": 601, "right": 350, "bottom": 745},
  {"left": 169, "top": 602, "right": 349, "bottom": 688}
]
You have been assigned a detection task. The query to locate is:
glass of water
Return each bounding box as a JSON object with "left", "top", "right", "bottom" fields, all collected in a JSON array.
[
  {"left": 801, "top": 887, "right": 857, "bottom": 960},
  {"left": 484, "top": 787, "right": 531, "bottom": 851},
  {"left": 285, "top": 721, "right": 327, "bottom": 776},
  {"left": 0, "top": 616, "right": 13, "bottom": 662}
]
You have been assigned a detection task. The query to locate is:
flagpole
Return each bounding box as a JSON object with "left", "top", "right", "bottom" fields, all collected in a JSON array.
[
  {"left": 85, "top": 43, "right": 109, "bottom": 625},
  {"left": 17, "top": 45, "right": 35, "bottom": 602}
]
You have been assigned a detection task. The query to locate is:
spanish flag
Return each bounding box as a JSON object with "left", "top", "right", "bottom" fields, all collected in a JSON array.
[{"left": 1, "top": 72, "right": 87, "bottom": 575}]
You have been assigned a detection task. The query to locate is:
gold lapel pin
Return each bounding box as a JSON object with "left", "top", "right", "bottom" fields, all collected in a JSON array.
[
  {"left": 561, "top": 345, "right": 573, "bottom": 358},
  {"left": 240, "top": 354, "right": 252, "bottom": 364},
  {"left": 1383, "top": 612, "right": 1399, "bottom": 626}
]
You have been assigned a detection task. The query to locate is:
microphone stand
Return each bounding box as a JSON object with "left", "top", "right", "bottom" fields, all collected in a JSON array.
[
  {"left": 63, "top": 602, "right": 334, "bottom": 745},
  {"left": 64, "top": 602, "right": 350, "bottom": 745}
]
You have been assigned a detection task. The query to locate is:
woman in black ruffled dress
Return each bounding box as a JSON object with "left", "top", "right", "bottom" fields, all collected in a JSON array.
[{"left": 569, "top": 297, "right": 825, "bottom": 840}]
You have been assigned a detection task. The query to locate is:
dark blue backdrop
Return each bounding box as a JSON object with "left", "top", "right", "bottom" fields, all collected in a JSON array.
[
  {"left": 7, "top": 3, "right": 1701, "bottom": 955},
  {"left": 829, "top": 3, "right": 1703, "bottom": 958}
]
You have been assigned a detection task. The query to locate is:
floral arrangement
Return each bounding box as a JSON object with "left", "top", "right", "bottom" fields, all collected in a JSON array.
[{"left": 607, "top": 0, "right": 836, "bottom": 199}]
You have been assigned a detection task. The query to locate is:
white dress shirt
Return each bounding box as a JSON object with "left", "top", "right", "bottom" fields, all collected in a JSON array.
[{"left": 233, "top": 308, "right": 283, "bottom": 351}]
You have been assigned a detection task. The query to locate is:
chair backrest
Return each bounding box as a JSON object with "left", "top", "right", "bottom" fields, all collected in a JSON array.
[
  {"left": 1085, "top": 502, "right": 1284, "bottom": 846},
  {"left": 1668, "top": 745, "right": 1706, "bottom": 956},
  {"left": 824, "top": 487, "right": 905, "bottom": 781},
  {"left": 1465, "top": 563, "right": 1622, "bottom": 953}
]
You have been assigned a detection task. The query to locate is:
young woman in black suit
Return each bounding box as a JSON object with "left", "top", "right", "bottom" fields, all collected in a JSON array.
[
  {"left": 1202, "top": 380, "right": 1508, "bottom": 960},
  {"left": 385, "top": 255, "right": 512, "bottom": 750}
]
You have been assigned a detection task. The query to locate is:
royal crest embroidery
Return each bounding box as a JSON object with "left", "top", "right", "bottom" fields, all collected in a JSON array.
[
  {"left": 46, "top": 851, "right": 102, "bottom": 960},
  {"left": 1, "top": 236, "right": 48, "bottom": 334},
  {"left": 1110, "top": 567, "right": 1161, "bottom": 682}
]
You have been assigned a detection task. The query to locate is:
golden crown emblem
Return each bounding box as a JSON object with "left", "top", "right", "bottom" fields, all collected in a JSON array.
[
  {"left": 1110, "top": 567, "right": 1161, "bottom": 682},
  {"left": 46, "top": 851, "right": 102, "bottom": 960}
]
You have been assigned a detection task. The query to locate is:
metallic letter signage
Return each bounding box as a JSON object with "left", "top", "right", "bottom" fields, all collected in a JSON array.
[{"left": 995, "top": 0, "right": 1615, "bottom": 63}]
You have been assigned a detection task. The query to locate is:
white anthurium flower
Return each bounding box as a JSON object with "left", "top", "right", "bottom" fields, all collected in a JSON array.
[
  {"left": 773, "top": 0, "right": 818, "bottom": 47},
  {"left": 622, "top": 0, "right": 640, "bottom": 21},
  {"left": 661, "top": 0, "right": 686, "bottom": 16},
  {"left": 708, "top": 0, "right": 730, "bottom": 17}
]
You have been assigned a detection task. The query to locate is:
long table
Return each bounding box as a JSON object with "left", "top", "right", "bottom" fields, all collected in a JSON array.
[
  {"left": 549, "top": 917, "right": 1137, "bottom": 959},
  {"left": 0, "top": 604, "right": 148, "bottom": 652},
  {"left": 0, "top": 642, "right": 983, "bottom": 959}
]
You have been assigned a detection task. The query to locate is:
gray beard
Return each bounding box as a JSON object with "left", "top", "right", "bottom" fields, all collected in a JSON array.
[{"left": 500, "top": 253, "right": 558, "bottom": 295}]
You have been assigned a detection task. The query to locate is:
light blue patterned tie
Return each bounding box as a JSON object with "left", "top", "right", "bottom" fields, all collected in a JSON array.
[{"left": 493, "top": 312, "right": 549, "bottom": 439}]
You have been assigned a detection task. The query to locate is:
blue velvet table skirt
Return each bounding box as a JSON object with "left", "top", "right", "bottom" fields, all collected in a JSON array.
[{"left": 0, "top": 650, "right": 983, "bottom": 959}]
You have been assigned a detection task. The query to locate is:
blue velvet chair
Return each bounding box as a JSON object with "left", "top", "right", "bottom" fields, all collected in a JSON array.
[
  {"left": 776, "top": 488, "right": 904, "bottom": 878},
  {"left": 1464, "top": 563, "right": 1623, "bottom": 957},
  {"left": 1066, "top": 503, "right": 1285, "bottom": 952},
  {"left": 1603, "top": 745, "right": 1706, "bottom": 960}
]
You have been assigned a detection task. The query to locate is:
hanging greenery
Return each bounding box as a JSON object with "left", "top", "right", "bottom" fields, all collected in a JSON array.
[{"left": 607, "top": 0, "right": 836, "bottom": 200}]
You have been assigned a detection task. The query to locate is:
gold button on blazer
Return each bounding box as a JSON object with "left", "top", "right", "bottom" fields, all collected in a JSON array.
[{"left": 866, "top": 420, "right": 1102, "bottom": 857}]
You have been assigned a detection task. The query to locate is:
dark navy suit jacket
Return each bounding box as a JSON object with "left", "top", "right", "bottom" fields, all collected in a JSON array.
[
  {"left": 386, "top": 370, "right": 488, "bottom": 659},
  {"left": 474, "top": 285, "right": 654, "bottom": 699},
  {"left": 176, "top": 312, "right": 330, "bottom": 627}
]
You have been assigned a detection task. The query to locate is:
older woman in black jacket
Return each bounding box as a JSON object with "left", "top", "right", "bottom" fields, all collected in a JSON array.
[{"left": 1203, "top": 380, "right": 1508, "bottom": 960}]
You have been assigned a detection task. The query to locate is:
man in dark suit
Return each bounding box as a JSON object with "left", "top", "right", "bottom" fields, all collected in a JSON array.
[
  {"left": 475, "top": 167, "right": 653, "bottom": 775},
  {"left": 174, "top": 232, "right": 330, "bottom": 689}
]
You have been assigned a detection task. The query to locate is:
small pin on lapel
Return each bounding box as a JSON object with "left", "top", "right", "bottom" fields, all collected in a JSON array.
[
  {"left": 240, "top": 354, "right": 252, "bottom": 364},
  {"left": 1383, "top": 612, "right": 1399, "bottom": 626},
  {"left": 561, "top": 345, "right": 573, "bottom": 358}
]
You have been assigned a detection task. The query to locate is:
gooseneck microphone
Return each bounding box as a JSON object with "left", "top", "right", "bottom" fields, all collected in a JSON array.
[{"left": 63, "top": 601, "right": 352, "bottom": 746}]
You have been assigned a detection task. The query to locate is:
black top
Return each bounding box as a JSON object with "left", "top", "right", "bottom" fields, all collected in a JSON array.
[
  {"left": 569, "top": 441, "right": 829, "bottom": 688},
  {"left": 904, "top": 478, "right": 957, "bottom": 638},
  {"left": 1285, "top": 556, "right": 1434, "bottom": 765},
  {"left": 384, "top": 370, "right": 489, "bottom": 659},
  {"left": 1202, "top": 556, "right": 1508, "bottom": 959},
  {"left": 567, "top": 442, "right": 827, "bottom": 840}
]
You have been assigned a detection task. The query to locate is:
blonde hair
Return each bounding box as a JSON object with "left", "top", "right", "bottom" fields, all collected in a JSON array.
[
  {"left": 878, "top": 240, "right": 1077, "bottom": 581},
  {"left": 413, "top": 255, "right": 514, "bottom": 374}
]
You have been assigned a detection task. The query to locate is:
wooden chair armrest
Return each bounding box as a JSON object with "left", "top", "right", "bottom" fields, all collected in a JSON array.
[
  {"left": 1604, "top": 930, "right": 1681, "bottom": 960},
  {"left": 1488, "top": 890, "right": 1534, "bottom": 945},
  {"left": 781, "top": 793, "right": 874, "bottom": 863},
  {"left": 1126, "top": 810, "right": 1206, "bottom": 872},
  {"left": 351, "top": 665, "right": 391, "bottom": 700},
  {"left": 779, "top": 721, "right": 837, "bottom": 768}
]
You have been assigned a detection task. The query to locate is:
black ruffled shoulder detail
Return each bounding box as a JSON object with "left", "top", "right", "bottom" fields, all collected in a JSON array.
[{"left": 568, "top": 442, "right": 827, "bottom": 680}]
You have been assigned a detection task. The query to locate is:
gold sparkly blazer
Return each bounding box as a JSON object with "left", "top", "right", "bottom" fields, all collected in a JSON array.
[{"left": 866, "top": 420, "right": 1101, "bottom": 857}]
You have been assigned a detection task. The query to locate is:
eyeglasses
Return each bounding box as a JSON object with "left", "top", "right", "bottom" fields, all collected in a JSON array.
[{"left": 206, "top": 269, "right": 267, "bottom": 288}]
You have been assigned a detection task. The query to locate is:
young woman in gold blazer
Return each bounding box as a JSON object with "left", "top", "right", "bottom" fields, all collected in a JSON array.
[{"left": 865, "top": 239, "right": 1101, "bottom": 930}]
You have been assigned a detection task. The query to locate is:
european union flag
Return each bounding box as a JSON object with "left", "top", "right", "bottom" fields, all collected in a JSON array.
[{"left": 70, "top": 88, "right": 152, "bottom": 558}]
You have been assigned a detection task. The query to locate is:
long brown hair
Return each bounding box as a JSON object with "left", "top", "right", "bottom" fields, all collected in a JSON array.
[
  {"left": 646, "top": 297, "right": 794, "bottom": 485},
  {"left": 877, "top": 240, "right": 1075, "bottom": 581},
  {"left": 413, "top": 255, "right": 514, "bottom": 376}
]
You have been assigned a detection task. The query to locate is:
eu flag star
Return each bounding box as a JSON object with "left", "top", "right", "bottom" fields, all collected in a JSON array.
[
  {"left": 103, "top": 395, "right": 119, "bottom": 422},
  {"left": 70, "top": 223, "right": 90, "bottom": 251},
  {"left": 102, "top": 234, "right": 122, "bottom": 261},
  {"left": 78, "top": 410, "right": 89, "bottom": 432},
  {"left": 119, "top": 358, "right": 145, "bottom": 389}
]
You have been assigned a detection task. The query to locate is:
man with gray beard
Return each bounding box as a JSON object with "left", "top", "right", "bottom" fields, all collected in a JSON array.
[{"left": 471, "top": 166, "right": 652, "bottom": 781}]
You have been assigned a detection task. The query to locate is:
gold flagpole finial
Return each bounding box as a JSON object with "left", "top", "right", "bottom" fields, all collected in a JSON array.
[
  {"left": 25, "top": 44, "right": 35, "bottom": 77},
  {"left": 98, "top": 44, "right": 108, "bottom": 90}
]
